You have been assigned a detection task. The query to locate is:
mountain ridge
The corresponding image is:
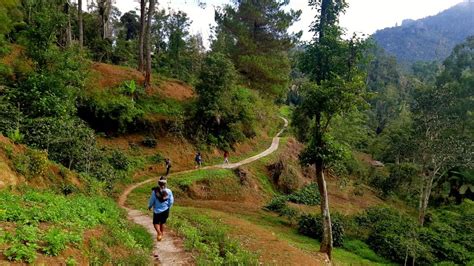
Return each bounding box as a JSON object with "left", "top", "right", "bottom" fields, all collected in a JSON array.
[{"left": 373, "top": 2, "right": 474, "bottom": 64}]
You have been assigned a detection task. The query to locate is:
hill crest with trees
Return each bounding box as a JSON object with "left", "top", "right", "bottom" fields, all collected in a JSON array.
[{"left": 373, "top": 1, "right": 474, "bottom": 64}]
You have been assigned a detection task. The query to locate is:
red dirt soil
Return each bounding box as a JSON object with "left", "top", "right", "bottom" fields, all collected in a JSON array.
[
  {"left": 98, "top": 132, "right": 273, "bottom": 176},
  {"left": 0, "top": 136, "right": 82, "bottom": 190},
  {"left": 90, "top": 62, "right": 195, "bottom": 101}
]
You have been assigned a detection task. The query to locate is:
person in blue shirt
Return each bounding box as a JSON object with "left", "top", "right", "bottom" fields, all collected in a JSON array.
[{"left": 148, "top": 176, "right": 174, "bottom": 241}]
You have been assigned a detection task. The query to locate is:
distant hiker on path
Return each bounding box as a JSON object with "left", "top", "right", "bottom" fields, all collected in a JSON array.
[
  {"left": 165, "top": 158, "right": 172, "bottom": 176},
  {"left": 223, "top": 151, "right": 229, "bottom": 164},
  {"left": 148, "top": 176, "right": 174, "bottom": 241},
  {"left": 195, "top": 152, "right": 202, "bottom": 168}
]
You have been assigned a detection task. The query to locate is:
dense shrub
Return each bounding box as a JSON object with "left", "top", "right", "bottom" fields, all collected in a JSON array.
[
  {"left": 141, "top": 136, "right": 157, "bottom": 148},
  {"left": 108, "top": 150, "right": 130, "bottom": 171},
  {"left": 356, "top": 207, "right": 419, "bottom": 262},
  {"left": 78, "top": 90, "right": 144, "bottom": 133},
  {"left": 287, "top": 183, "right": 320, "bottom": 205},
  {"left": 370, "top": 163, "right": 420, "bottom": 199},
  {"left": 0, "top": 98, "right": 24, "bottom": 137},
  {"left": 188, "top": 53, "right": 257, "bottom": 149},
  {"left": 298, "top": 213, "right": 345, "bottom": 247},
  {"left": 264, "top": 195, "right": 288, "bottom": 212},
  {"left": 23, "top": 117, "right": 125, "bottom": 190},
  {"left": 25, "top": 149, "right": 48, "bottom": 178},
  {"left": 355, "top": 203, "right": 474, "bottom": 265}
]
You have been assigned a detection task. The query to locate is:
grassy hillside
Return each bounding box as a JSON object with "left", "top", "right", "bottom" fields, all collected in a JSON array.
[
  {"left": 0, "top": 136, "right": 83, "bottom": 192},
  {"left": 0, "top": 189, "right": 153, "bottom": 265},
  {"left": 126, "top": 137, "right": 393, "bottom": 265}
]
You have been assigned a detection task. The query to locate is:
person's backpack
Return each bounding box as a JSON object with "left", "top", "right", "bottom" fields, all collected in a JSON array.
[{"left": 153, "top": 187, "right": 168, "bottom": 203}]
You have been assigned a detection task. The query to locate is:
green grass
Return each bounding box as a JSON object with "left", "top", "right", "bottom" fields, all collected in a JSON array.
[
  {"left": 279, "top": 105, "right": 293, "bottom": 119},
  {"left": 0, "top": 189, "right": 153, "bottom": 264},
  {"left": 137, "top": 95, "right": 186, "bottom": 117},
  {"left": 168, "top": 206, "right": 259, "bottom": 265},
  {"left": 170, "top": 168, "right": 234, "bottom": 188},
  {"left": 235, "top": 212, "right": 392, "bottom": 265},
  {"left": 342, "top": 239, "right": 393, "bottom": 264}
]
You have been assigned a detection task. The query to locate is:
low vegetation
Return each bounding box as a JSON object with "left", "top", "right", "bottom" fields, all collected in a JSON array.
[
  {"left": 168, "top": 207, "right": 258, "bottom": 265},
  {"left": 0, "top": 189, "right": 153, "bottom": 264}
]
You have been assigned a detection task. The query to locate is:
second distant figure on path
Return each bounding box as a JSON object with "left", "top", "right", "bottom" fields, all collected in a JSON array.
[
  {"left": 223, "top": 151, "right": 229, "bottom": 164},
  {"left": 165, "top": 158, "right": 172, "bottom": 176},
  {"left": 195, "top": 152, "right": 202, "bottom": 168}
]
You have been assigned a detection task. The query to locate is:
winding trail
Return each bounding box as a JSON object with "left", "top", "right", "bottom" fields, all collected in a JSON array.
[{"left": 118, "top": 117, "right": 288, "bottom": 265}]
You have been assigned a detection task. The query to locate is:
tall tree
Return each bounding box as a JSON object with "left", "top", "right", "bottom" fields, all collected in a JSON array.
[
  {"left": 65, "top": 0, "right": 72, "bottom": 47},
  {"left": 214, "top": 0, "right": 301, "bottom": 96},
  {"left": 138, "top": 0, "right": 146, "bottom": 71},
  {"left": 97, "top": 0, "right": 112, "bottom": 39},
  {"left": 78, "top": 0, "right": 83, "bottom": 48},
  {"left": 293, "top": 0, "right": 367, "bottom": 259},
  {"left": 151, "top": 9, "right": 168, "bottom": 60},
  {"left": 143, "top": 0, "right": 155, "bottom": 88},
  {"left": 413, "top": 37, "right": 474, "bottom": 225}
]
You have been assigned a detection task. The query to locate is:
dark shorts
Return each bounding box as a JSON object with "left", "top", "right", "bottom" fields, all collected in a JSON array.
[{"left": 153, "top": 209, "right": 170, "bottom": 224}]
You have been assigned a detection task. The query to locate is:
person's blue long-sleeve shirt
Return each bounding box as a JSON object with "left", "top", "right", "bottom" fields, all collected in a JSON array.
[{"left": 148, "top": 188, "right": 174, "bottom": 214}]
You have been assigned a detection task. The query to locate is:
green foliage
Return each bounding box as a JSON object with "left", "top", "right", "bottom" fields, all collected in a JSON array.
[
  {"left": 170, "top": 169, "right": 234, "bottom": 190},
  {"left": 149, "top": 152, "right": 165, "bottom": 164},
  {"left": 108, "top": 150, "right": 130, "bottom": 171},
  {"left": 78, "top": 89, "right": 144, "bottom": 133},
  {"left": 214, "top": 0, "right": 301, "bottom": 95},
  {"left": 4, "top": 242, "right": 39, "bottom": 263},
  {"left": 42, "top": 228, "right": 72, "bottom": 256},
  {"left": 298, "top": 213, "right": 346, "bottom": 247},
  {"left": 356, "top": 207, "right": 421, "bottom": 263},
  {"left": 373, "top": 3, "right": 474, "bottom": 64},
  {"left": 65, "top": 257, "right": 77, "bottom": 266},
  {"left": 287, "top": 183, "right": 321, "bottom": 205},
  {"left": 342, "top": 239, "right": 392, "bottom": 264},
  {"left": 264, "top": 195, "right": 288, "bottom": 212},
  {"left": 169, "top": 207, "right": 258, "bottom": 265},
  {"left": 3, "top": 224, "right": 39, "bottom": 263},
  {"left": 9, "top": 147, "right": 48, "bottom": 179},
  {"left": 355, "top": 203, "right": 474, "bottom": 265},
  {"left": 189, "top": 53, "right": 257, "bottom": 148},
  {"left": 7, "top": 128, "right": 23, "bottom": 144},
  {"left": 141, "top": 136, "right": 157, "bottom": 148},
  {"left": 153, "top": 10, "right": 204, "bottom": 83},
  {"left": 119, "top": 80, "right": 141, "bottom": 100},
  {"left": 0, "top": 189, "right": 153, "bottom": 263},
  {"left": 25, "top": 148, "right": 48, "bottom": 178}
]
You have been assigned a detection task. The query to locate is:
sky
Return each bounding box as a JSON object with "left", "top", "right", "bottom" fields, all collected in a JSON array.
[{"left": 110, "top": 0, "right": 465, "bottom": 47}]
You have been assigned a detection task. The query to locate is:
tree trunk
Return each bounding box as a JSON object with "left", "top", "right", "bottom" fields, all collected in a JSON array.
[
  {"left": 144, "top": 0, "right": 155, "bottom": 89},
  {"left": 418, "top": 171, "right": 434, "bottom": 226},
  {"left": 318, "top": 0, "right": 331, "bottom": 40},
  {"left": 65, "top": 1, "right": 72, "bottom": 47},
  {"left": 98, "top": 0, "right": 111, "bottom": 39},
  {"left": 138, "top": 0, "right": 146, "bottom": 72},
  {"left": 314, "top": 113, "right": 333, "bottom": 259},
  {"left": 316, "top": 160, "right": 333, "bottom": 258},
  {"left": 78, "top": 0, "right": 83, "bottom": 48}
]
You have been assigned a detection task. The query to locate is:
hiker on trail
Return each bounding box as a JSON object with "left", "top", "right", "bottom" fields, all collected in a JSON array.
[
  {"left": 223, "top": 151, "right": 229, "bottom": 164},
  {"left": 165, "top": 158, "right": 172, "bottom": 176},
  {"left": 148, "top": 176, "right": 174, "bottom": 241},
  {"left": 195, "top": 152, "right": 202, "bottom": 168}
]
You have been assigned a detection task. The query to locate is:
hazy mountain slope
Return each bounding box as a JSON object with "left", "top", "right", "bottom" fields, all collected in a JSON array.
[{"left": 373, "top": 2, "right": 474, "bottom": 64}]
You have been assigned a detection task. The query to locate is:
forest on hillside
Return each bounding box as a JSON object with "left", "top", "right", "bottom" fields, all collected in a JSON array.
[
  {"left": 0, "top": 0, "right": 473, "bottom": 265},
  {"left": 373, "top": 1, "right": 474, "bottom": 64}
]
